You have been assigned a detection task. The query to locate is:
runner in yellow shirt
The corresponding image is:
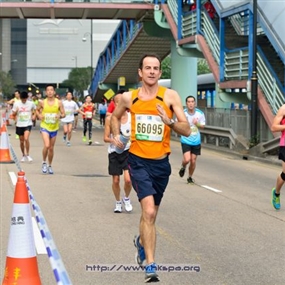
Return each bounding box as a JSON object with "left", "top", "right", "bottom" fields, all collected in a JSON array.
[{"left": 36, "top": 84, "right": 65, "bottom": 174}]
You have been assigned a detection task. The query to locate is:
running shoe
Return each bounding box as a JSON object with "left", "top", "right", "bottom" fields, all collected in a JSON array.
[
  {"left": 272, "top": 188, "right": 281, "bottom": 210},
  {"left": 26, "top": 155, "right": 33, "bottom": 162},
  {"left": 42, "top": 162, "right": 47, "bottom": 174},
  {"left": 63, "top": 135, "right": 66, "bottom": 142},
  {"left": 187, "top": 177, "right": 195, "bottom": 184},
  {"left": 88, "top": 140, "right": 92, "bottom": 145},
  {"left": 48, "top": 166, "right": 54, "bottom": 175},
  {"left": 179, "top": 167, "right": 185, "bottom": 177},
  {"left": 133, "top": 235, "right": 146, "bottom": 266},
  {"left": 21, "top": 156, "right": 27, "bottom": 162},
  {"left": 123, "top": 197, "right": 133, "bottom": 212},
  {"left": 66, "top": 141, "right": 71, "bottom": 147},
  {"left": 145, "top": 262, "right": 160, "bottom": 283},
  {"left": 114, "top": 202, "right": 122, "bottom": 213},
  {"left": 82, "top": 136, "right": 87, "bottom": 142}
]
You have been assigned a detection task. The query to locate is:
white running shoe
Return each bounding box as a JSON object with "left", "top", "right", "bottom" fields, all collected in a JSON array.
[
  {"left": 26, "top": 155, "right": 33, "bottom": 162},
  {"left": 48, "top": 166, "right": 54, "bottom": 175},
  {"left": 123, "top": 197, "right": 133, "bottom": 212},
  {"left": 66, "top": 141, "right": 71, "bottom": 147},
  {"left": 21, "top": 156, "right": 27, "bottom": 162},
  {"left": 42, "top": 162, "right": 47, "bottom": 174},
  {"left": 114, "top": 202, "right": 122, "bottom": 213}
]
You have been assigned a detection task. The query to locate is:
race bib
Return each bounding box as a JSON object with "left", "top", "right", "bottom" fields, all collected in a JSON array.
[
  {"left": 44, "top": 113, "right": 57, "bottom": 124},
  {"left": 191, "top": 125, "right": 199, "bottom": 135},
  {"left": 85, "top": 111, "right": 92, "bottom": 119},
  {"left": 18, "top": 112, "right": 30, "bottom": 123},
  {"left": 135, "top": 114, "right": 164, "bottom": 141},
  {"left": 65, "top": 110, "right": 72, "bottom": 115}
]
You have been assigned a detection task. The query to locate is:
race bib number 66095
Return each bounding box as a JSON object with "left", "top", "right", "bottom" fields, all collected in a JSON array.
[{"left": 135, "top": 114, "right": 164, "bottom": 141}]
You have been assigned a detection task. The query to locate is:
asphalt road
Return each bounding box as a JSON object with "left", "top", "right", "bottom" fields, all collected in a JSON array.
[{"left": 1, "top": 119, "right": 284, "bottom": 285}]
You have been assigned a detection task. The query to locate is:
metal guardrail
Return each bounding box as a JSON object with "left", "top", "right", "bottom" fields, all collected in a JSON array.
[
  {"left": 200, "top": 126, "right": 237, "bottom": 150},
  {"left": 262, "top": 136, "right": 280, "bottom": 154},
  {"left": 172, "top": 126, "right": 238, "bottom": 150}
]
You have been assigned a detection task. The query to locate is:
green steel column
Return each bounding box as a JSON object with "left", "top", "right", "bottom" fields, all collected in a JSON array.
[{"left": 170, "top": 40, "right": 197, "bottom": 106}]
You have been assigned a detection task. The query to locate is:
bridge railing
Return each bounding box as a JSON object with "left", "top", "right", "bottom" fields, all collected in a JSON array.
[{"left": 91, "top": 20, "right": 142, "bottom": 96}]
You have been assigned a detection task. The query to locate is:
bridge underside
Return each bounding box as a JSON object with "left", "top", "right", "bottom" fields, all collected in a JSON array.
[
  {"left": 0, "top": 2, "right": 154, "bottom": 20},
  {"left": 94, "top": 26, "right": 171, "bottom": 101}
]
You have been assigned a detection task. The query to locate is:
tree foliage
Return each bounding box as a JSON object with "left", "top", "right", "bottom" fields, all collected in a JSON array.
[
  {"left": 0, "top": 71, "right": 16, "bottom": 99},
  {"left": 161, "top": 56, "right": 171, "bottom": 79},
  {"left": 160, "top": 56, "right": 211, "bottom": 79},
  {"left": 197, "top": 58, "right": 211, "bottom": 74},
  {"left": 61, "top": 67, "right": 92, "bottom": 96}
]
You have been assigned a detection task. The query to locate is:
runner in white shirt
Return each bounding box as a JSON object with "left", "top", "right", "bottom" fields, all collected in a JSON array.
[
  {"left": 12, "top": 91, "right": 36, "bottom": 162},
  {"left": 61, "top": 91, "right": 82, "bottom": 146}
]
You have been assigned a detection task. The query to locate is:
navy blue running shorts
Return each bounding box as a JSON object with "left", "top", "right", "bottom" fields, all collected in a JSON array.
[{"left": 128, "top": 153, "right": 171, "bottom": 206}]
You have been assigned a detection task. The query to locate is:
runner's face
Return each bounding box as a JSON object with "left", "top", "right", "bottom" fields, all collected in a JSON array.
[
  {"left": 66, "top": 93, "right": 72, "bottom": 100},
  {"left": 45, "top": 87, "right": 55, "bottom": 98},
  {"left": 186, "top": 98, "right": 196, "bottom": 110},
  {"left": 139, "top": 57, "right": 161, "bottom": 86}
]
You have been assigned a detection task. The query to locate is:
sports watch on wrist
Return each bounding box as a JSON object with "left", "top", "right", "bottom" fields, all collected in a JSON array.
[{"left": 169, "top": 119, "right": 175, "bottom": 127}]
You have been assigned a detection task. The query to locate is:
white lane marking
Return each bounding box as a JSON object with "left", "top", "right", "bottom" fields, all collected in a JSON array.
[
  {"left": 8, "top": 171, "right": 17, "bottom": 186},
  {"left": 200, "top": 185, "right": 222, "bottom": 193},
  {"left": 9, "top": 171, "right": 47, "bottom": 254},
  {"left": 32, "top": 217, "right": 47, "bottom": 254}
]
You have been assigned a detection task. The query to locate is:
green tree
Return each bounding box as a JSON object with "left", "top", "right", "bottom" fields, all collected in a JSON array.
[
  {"left": 161, "top": 56, "right": 211, "bottom": 79},
  {"left": 0, "top": 71, "right": 16, "bottom": 100},
  {"left": 197, "top": 58, "right": 211, "bottom": 74},
  {"left": 61, "top": 67, "right": 92, "bottom": 97},
  {"left": 161, "top": 56, "right": 171, "bottom": 79}
]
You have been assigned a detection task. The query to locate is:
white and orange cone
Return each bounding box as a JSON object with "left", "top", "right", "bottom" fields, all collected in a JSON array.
[
  {"left": 2, "top": 171, "right": 41, "bottom": 285},
  {"left": 0, "top": 123, "right": 14, "bottom": 164}
]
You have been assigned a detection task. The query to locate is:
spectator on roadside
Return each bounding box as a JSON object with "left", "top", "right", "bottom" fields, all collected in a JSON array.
[
  {"left": 204, "top": 0, "right": 216, "bottom": 19},
  {"left": 98, "top": 100, "right": 107, "bottom": 126}
]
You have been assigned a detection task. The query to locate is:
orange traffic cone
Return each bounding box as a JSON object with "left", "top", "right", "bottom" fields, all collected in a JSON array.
[
  {"left": 2, "top": 171, "right": 42, "bottom": 285},
  {"left": 0, "top": 123, "right": 14, "bottom": 164}
]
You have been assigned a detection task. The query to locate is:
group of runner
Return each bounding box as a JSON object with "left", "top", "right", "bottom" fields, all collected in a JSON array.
[{"left": 4, "top": 52, "right": 282, "bottom": 284}]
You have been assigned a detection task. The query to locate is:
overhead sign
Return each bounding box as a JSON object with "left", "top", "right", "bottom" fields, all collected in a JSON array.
[{"left": 118, "top": 76, "right": 126, "bottom": 86}]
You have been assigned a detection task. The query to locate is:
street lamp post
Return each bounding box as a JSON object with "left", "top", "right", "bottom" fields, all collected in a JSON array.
[
  {"left": 82, "top": 20, "right": 93, "bottom": 82},
  {"left": 251, "top": 0, "right": 258, "bottom": 142}
]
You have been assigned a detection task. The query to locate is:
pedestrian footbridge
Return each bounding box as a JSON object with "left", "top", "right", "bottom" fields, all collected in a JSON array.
[{"left": 1, "top": 0, "right": 285, "bottom": 139}]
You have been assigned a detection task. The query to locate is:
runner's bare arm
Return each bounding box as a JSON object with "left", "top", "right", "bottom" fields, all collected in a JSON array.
[
  {"left": 36, "top": 101, "right": 44, "bottom": 120},
  {"left": 271, "top": 105, "right": 285, "bottom": 132},
  {"left": 160, "top": 89, "right": 191, "bottom": 137},
  {"left": 110, "top": 92, "right": 131, "bottom": 137},
  {"left": 59, "top": 101, "right": 65, "bottom": 118},
  {"left": 103, "top": 116, "right": 113, "bottom": 144}
]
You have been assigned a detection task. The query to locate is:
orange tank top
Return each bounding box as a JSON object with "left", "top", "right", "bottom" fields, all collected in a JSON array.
[{"left": 129, "top": 86, "right": 173, "bottom": 159}]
